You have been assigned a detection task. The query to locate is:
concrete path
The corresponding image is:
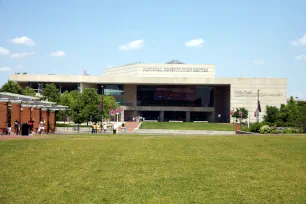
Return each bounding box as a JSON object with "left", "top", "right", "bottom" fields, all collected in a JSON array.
[{"left": 134, "top": 129, "right": 236, "bottom": 135}]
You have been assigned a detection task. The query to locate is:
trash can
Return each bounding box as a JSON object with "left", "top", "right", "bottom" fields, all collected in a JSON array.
[
  {"left": 113, "top": 129, "right": 117, "bottom": 134},
  {"left": 21, "top": 123, "right": 29, "bottom": 136}
]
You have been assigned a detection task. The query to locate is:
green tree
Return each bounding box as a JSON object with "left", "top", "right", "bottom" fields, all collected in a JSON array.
[
  {"left": 80, "top": 88, "right": 100, "bottom": 124},
  {"left": 102, "top": 96, "right": 119, "bottom": 119},
  {"left": 41, "top": 84, "right": 60, "bottom": 103},
  {"left": 263, "top": 106, "right": 279, "bottom": 124},
  {"left": 22, "top": 86, "right": 37, "bottom": 97},
  {"left": 0, "top": 80, "right": 23, "bottom": 94},
  {"left": 232, "top": 107, "right": 248, "bottom": 123}
]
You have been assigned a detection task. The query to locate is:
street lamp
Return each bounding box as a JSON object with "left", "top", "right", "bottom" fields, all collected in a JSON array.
[
  {"left": 59, "top": 86, "right": 62, "bottom": 94},
  {"left": 101, "top": 85, "right": 104, "bottom": 124},
  {"left": 37, "top": 83, "right": 41, "bottom": 94}
]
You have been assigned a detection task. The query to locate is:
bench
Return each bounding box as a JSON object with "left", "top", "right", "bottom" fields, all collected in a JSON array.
[{"left": 193, "top": 121, "right": 208, "bottom": 123}]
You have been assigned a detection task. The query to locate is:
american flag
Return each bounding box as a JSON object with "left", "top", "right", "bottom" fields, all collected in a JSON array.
[{"left": 257, "top": 100, "right": 261, "bottom": 112}]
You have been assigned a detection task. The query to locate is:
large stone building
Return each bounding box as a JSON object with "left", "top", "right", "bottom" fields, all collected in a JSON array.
[{"left": 10, "top": 60, "right": 287, "bottom": 123}]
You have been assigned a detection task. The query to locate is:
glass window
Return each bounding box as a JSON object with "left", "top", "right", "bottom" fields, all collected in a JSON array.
[
  {"left": 137, "top": 85, "right": 215, "bottom": 107},
  {"left": 98, "top": 84, "right": 124, "bottom": 96}
]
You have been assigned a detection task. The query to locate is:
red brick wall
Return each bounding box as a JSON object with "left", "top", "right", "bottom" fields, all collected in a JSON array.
[
  {"left": 32, "top": 108, "right": 41, "bottom": 132},
  {"left": 49, "top": 111, "right": 55, "bottom": 133},
  {"left": 11, "top": 103, "right": 21, "bottom": 133},
  {"left": 0, "top": 102, "right": 8, "bottom": 132},
  {"left": 21, "top": 107, "right": 31, "bottom": 124}
]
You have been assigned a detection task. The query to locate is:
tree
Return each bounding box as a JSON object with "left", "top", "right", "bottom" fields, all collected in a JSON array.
[
  {"left": 41, "top": 84, "right": 60, "bottom": 103},
  {"left": 102, "top": 96, "right": 119, "bottom": 119},
  {"left": 23, "top": 86, "right": 37, "bottom": 97},
  {"left": 263, "top": 106, "right": 279, "bottom": 124},
  {"left": 232, "top": 107, "right": 248, "bottom": 123},
  {"left": 0, "top": 80, "right": 23, "bottom": 94}
]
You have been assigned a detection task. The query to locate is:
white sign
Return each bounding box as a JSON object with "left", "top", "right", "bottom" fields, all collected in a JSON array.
[
  {"left": 234, "top": 90, "right": 283, "bottom": 98},
  {"left": 143, "top": 67, "right": 208, "bottom": 73}
]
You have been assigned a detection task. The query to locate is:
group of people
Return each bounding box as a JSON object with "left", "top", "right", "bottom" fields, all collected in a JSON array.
[
  {"left": 5, "top": 118, "right": 46, "bottom": 136},
  {"left": 91, "top": 123, "right": 107, "bottom": 134}
]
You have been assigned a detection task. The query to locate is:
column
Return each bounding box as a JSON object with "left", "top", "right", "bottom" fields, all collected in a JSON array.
[
  {"left": 49, "top": 110, "right": 55, "bottom": 133},
  {"left": 41, "top": 108, "right": 49, "bottom": 134},
  {"left": 120, "top": 110, "right": 124, "bottom": 122},
  {"left": 186, "top": 111, "right": 190, "bottom": 122},
  {"left": 0, "top": 100, "right": 8, "bottom": 133},
  {"left": 11, "top": 101, "right": 21, "bottom": 134},
  {"left": 159, "top": 111, "right": 164, "bottom": 122},
  {"left": 31, "top": 106, "right": 41, "bottom": 133},
  {"left": 21, "top": 105, "right": 31, "bottom": 124}
]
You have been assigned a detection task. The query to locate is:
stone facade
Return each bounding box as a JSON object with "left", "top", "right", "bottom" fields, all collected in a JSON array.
[{"left": 9, "top": 63, "right": 287, "bottom": 123}]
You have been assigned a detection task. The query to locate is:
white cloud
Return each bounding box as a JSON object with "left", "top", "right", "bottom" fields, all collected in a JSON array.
[
  {"left": 185, "top": 38, "right": 205, "bottom": 47},
  {"left": 119, "top": 39, "right": 144, "bottom": 51},
  {"left": 291, "top": 34, "right": 306, "bottom": 46},
  {"left": 0, "top": 66, "right": 11, "bottom": 72},
  {"left": 16, "top": 65, "right": 22, "bottom": 69},
  {"left": 0, "top": 46, "right": 10, "bottom": 56},
  {"left": 295, "top": 54, "right": 306, "bottom": 60},
  {"left": 10, "top": 52, "right": 35, "bottom": 59},
  {"left": 50, "top": 50, "right": 66, "bottom": 57},
  {"left": 9, "top": 36, "right": 36, "bottom": 47},
  {"left": 252, "top": 59, "right": 265, "bottom": 65}
]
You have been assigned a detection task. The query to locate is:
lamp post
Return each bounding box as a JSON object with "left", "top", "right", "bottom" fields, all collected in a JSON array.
[
  {"left": 37, "top": 83, "right": 41, "bottom": 94},
  {"left": 101, "top": 85, "right": 104, "bottom": 124},
  {"left": 59, "top": 86, "right": 62, "bottom": 94},
  {"left": 257, "top": 89, "right": 260, "bottom": 123}
]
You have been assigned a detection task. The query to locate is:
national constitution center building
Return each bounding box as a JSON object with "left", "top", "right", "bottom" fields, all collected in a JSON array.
[{"left": 10, "top": 60, "right": 287, "bottom": 123}]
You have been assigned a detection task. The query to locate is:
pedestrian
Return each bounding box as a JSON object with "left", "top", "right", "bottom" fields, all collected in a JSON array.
[
  {"left": 14, "top": 120, "right": 19, "bottom": 135},
  {"left": 103, "top": 123, "right": 107, "bottom": 133},
  {"left": 28, "top": 118, "right": 34, "bottom": 135},
  {"left": 6, "top": 123, "right": 11, "bottom": 135},
  {"left": 91, "top": 123, "right": 95, "bottom": 134},
  {"left": 38, "top": 120, "right": 45, "bottom": 135},
  {"left": 94, "top": 123, "right": 98, "bottom": 134}
]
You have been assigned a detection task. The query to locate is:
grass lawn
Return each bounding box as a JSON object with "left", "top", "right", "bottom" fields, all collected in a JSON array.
[
  {"left": 140, "top": 122, "right": 235, "bottom": 131},
  {"left": 1, "top": 135, "right": 306, "bottom": 203}
]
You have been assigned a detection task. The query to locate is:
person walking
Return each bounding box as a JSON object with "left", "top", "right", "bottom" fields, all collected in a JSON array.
[
  {"left": 14, "top": 120, "right": 20, "bottom": 135},
  {"left": 38, "top": 120, "right": 45, "bottom": 135},
  {"left": 103, "top": 123, "right": 107, "bottom": 133},
  {"left": 91, "top": 123, "right": 95, "bottom": 134}
]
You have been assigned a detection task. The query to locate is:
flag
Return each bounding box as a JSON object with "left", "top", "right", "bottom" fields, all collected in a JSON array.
[
  {"left": 110, "top": 109, "right": 115, "bottom": 116},
  {"left": 98, "top": 96, "right": 103, "bottom": 111},
  {"left": 257, "top": 100, "right": 261, "bottom": 112}
]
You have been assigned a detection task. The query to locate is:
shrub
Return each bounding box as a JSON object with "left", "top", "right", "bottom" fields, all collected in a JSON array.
[
  {"left": 281, "top": 127, "right": 303, "bottom": 134},
  {"left": 249, "top": 123, "right": 264, "bottom": 133},
  {"left": 122, "top": 123, "right": 125, "bottom": 128},
  {"left": 260, "top": 125, "right": 277, "bottom": 134}
]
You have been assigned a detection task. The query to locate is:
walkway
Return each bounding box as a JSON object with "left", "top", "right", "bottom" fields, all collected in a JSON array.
[
  {"left": 134, "top": 129, "right": 235, "bottom": 135},
  {"left": 123, "top": 122, "right": 141, "bottom": 132}
]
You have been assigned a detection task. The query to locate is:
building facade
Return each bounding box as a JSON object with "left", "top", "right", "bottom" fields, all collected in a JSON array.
[{"left": 10, "top": 61, "right": 287, "bottom": 123}]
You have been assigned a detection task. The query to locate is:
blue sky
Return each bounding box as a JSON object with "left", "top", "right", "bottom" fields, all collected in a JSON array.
[{"left": 0, "top": 0, "right": 305, "bottom": 98}]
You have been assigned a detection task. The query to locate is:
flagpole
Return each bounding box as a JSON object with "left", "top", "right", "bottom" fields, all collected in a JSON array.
[
  {"left": 101, "top": 85, "right": 104, "bottom": 124},
  {"left": 257, "top": 89, "right": 260, "bottom": 123}
]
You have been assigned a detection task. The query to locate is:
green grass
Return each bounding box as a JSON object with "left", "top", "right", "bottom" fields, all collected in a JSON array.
[
  {"left": 140, "top": 122, "right": 235, "bottom": 131},
  {"left": 1, "top": 135, "right": 306, "bottom": 203}
]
